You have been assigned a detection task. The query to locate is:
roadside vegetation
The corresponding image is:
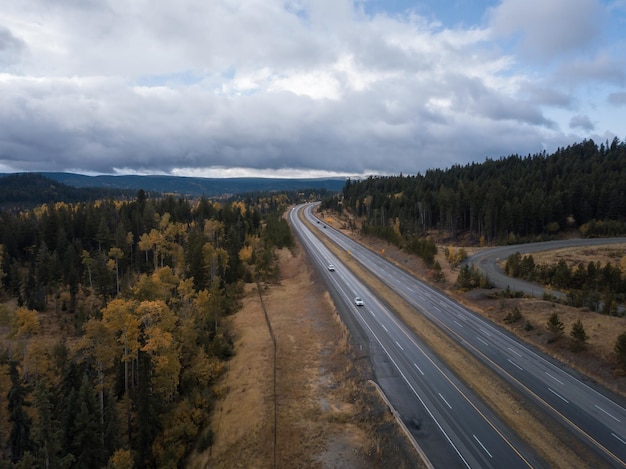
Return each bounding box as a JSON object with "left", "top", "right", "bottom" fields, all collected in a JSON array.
[
  {"left": 321, "top": 138, "right": 626, "bottom": 245},
  {"left": 504, "top": 251, "right": 625, "bottom": 314},
  {"left": 0, "top": 186, "right": 317, "bottom": 468}
]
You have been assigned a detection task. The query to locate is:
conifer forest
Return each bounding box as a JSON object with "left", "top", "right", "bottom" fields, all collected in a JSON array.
[{"left": 0, "top": 189, "right": 299, "bottom": 468}]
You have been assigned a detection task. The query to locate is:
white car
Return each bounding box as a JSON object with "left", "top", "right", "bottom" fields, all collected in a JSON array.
[
  {"left": 354, "top": 296, "right": 364, "bottom": 306},
  {"left": 328, "top": 264, "right": 335, "bottom": 271}
]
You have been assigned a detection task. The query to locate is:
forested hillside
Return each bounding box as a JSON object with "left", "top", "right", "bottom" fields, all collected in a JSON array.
[
  {"left": 321, "top": 138, "right": 626, "bottom": 245},
  {"left": 0, "top": 190, "right": 301, "bottom": 468},
  {"left": 42, "top": 172, "right": 346, "bottom": 198},
  {"left": 0, "top": 173, "right": 138, "bottom": 208}
]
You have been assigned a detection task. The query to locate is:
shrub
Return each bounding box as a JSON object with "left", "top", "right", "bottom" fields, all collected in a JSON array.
[{"left": 504, "top": 306, "right": 522, "bottom": 324}]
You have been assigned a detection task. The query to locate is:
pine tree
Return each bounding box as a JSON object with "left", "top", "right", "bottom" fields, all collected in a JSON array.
[
  {"left": 32, "top": 378, "right": 74, "bottom": 469},
  {"left": 569, "top": 319, "right": 588, "bottom": 351},
  {"left": 546, "top": 313, "right": 564, "bottom": 341},
  {"left": 71, "top": 375, "right": 105, "bottom": 468},
  {"left": 615, "top": 332, "right": 626, "bottom": 372},
  {"left": 7, "top": 360, "right": 33, "bottom": 463}
]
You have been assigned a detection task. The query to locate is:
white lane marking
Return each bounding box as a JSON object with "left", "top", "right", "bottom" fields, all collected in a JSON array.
[
  {"left": 548, "top": 388, "right": 569, "bottom": 403},
  {"left": 612, "top": 433, "right": 626, "bottom": 445},
  {"left": 438, "top": 393, "right": 452, "bottom": 409},
  {"left": 413, "top": 363, "right": 425, "bottom": 375},
  {"left": 507, "top": 347, "right": 522, "bottom": 358},
  {"left": 507, "top": 359, "right": 524, "bottom": 371},
  {"left": 545, "top": 372, "right": 564, "bottom": 385},
  {"left": 454, "top": 320, "right": 464, "bottom": 328},
  {"left": 476, "top": 336, "right": 489, "bottom": 346},
  {"left": 382, "top": 324, "right": 388, "bottom": 332},
  {"left": 595, "top": 404, "right": 621, "bottom": 422},
  {"left": 473, "top": 434, "right": 493, "bottom": 458},
  {"left": 395, "top": 341, "right": 404, "bottom": 351},
  {"left": 479, "top": 328, "right": 491, "bottom": 337}
]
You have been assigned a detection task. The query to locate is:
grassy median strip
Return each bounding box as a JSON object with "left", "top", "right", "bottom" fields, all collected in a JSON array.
[{"left": 299, "top": 210, "right": 601, "bottom": 469}]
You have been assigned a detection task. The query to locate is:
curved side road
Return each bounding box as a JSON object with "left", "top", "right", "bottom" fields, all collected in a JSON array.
[{"left": 465, "top": 238, "right": 626, "bottom": 300}]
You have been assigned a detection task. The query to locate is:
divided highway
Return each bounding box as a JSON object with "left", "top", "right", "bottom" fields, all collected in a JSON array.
[
  {"left": 296, "top": 203, "right": 626, "bottom": 468},
  {"left": 289, "top": 205, "right": 543, "bottom": 468}
]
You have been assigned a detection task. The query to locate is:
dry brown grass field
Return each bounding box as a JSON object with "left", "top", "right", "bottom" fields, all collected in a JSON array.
[{"left": 190, "top": 246, "right": 421, "bottom": 468}]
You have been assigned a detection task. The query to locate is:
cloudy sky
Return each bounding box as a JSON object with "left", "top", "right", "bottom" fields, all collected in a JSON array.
[{"left": 1, "top": 0, "right": 625, "bottom": 178}]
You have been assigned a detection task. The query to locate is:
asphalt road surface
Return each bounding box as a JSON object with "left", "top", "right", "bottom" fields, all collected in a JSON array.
[
  {"left": 290, "top": 205, "right": 544, "bottom": 469},
  {"left": 297, "top": 203, "right": 626, "bottom": 469}
]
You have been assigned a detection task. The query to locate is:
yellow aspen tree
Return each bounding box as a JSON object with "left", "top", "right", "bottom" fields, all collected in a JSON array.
[
  {"left": 108, "top": 247, "right": 124, "bottom": 295},
  {"left": 202, "top": 243, "right": 229, "bottom": 282},
  {"left": 138, "top": 232, "right": 153, "bottom": 265},
  {"left": 81, "top": 250, "right": 95, "bottom": 289},
  {"left": 14, "top": 306, "right": 40, "bottom": 375},
  {"left": 203, "top": 219, "right": 225, "bottom": 247},
  {"left": 150, "top": 229, "right": 166, "bottom": 269},
  {"left": 138, "top": 300, "right": 181, "bottom": 402},
  {"left": 101, "top": 298, "right": 140, "bottom": 439},
  {"left": 156, "top": 266, "right": 179, "bottom": 297}
]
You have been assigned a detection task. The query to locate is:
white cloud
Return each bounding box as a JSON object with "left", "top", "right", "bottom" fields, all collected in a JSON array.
[
  {"left": 0, "top": 0, "right": 623, "bottom": 178},
  {"left": 487, "top": 0, "right": 605, "bottom": 62}
]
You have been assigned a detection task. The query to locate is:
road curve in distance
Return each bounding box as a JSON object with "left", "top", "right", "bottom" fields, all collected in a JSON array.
[{"left": 465, "top": 238, "right": 626, "bottom": 300}]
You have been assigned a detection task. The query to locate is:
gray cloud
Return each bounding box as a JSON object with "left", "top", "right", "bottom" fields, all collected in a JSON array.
[
  {"left": 0, "top": 25, "right": 26, "bottom": 66},
  {"left": 0, "top": 0, "right": 622, "bottom": 177},
  {"left": 569, "top": 114, "right": 595, "bottom": 131},
  {"left": 608, "top": 91, "right": 626, "bottom": 106},
  {"left": 554, "top": 54, "right": 626, "bottom": 86},
  {"left": 487, "top": 0, "right": 605, "bottom": 62}
]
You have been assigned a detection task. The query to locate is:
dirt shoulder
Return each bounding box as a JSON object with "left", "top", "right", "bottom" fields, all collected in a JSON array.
[{"left": 189, "top": 243, "right": 421, "bottom": 468}]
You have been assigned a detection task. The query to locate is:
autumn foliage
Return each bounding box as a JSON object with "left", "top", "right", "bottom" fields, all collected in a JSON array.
[{"left": 0, "top": 191, "right": 296, "bottom": 467}]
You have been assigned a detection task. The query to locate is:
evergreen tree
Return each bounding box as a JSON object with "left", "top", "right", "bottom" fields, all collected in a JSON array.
[
  {"left": 103, "top": 390, "right": 122, "bottom": 460},
  {"left": 71, "top": 375, "right": 105, "bottom": 469},
  {"left": 7, "top": 360, "right": 33, "bottom": 463},
  {"left": 134, "top": 351, "right": 160, "bottom": 468},
  {"left": 569, "top": 319, "right": 588, "bottom": 351},
  {"left": 615, "top": 332, "right": 626, "bottom": 372},
  {"left": 546, "top": 313, "right": 565, "bottom": 341},
  {"left": 32, "top": 378, "right": 74, "bottom": 469}
]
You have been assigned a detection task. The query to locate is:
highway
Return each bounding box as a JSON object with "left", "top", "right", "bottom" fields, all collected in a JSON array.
[
  {"left": 289, "top": 205, "right": 543, "bottom": 469},
  {"left": 296, "top": 203, "right": 626, "bottom": 468}
]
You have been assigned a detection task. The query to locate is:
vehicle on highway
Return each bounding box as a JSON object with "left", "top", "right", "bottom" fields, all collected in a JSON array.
[
  {"left": 328, "top": 264, "right": 335, "bottom": 271},
  {"left": 354, "top": 296, "right": 364, "bottom": 306}
]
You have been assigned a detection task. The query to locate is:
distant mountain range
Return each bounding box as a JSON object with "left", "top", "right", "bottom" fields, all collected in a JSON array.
[
  {"left": 0, "top": 172, "right": 346, "bottom": 207},
  {"left": 41, "top": 172, "right": 346, "bottom": 197}
]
